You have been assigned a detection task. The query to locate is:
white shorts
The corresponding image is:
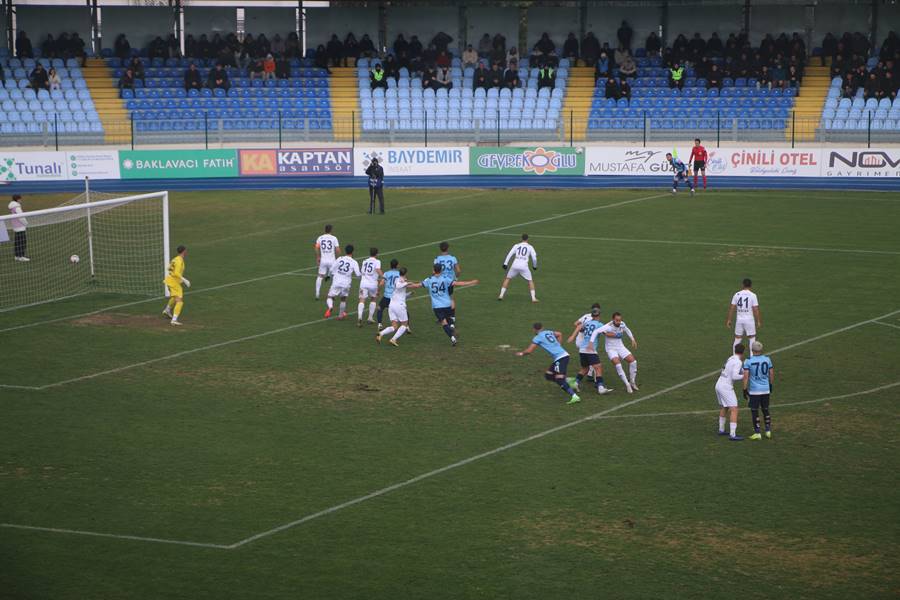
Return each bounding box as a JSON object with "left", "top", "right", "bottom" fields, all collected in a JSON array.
[
  {"left": 327, "top": 283, "right": 350, "bottom": 298},
  {"left": 388, "top": 304, "right": 408, "bottom": 323},
  {"left": 318, "top": 258, "right": 335, "bottom": 277},
  {"left": 734, "top": 317, "right": 756, "bottom": 337},
  {"left": 359, "top": 283, "right": 378, "bottom": 299},
  {"left": 605, "top": 343, "right": 633, "bottom": 362},
  {"left": 506, "top": 263, "right": 532, "bottom": 281},
  {"left": 715, "top": 382, "right": 738, "bottom": 407}
]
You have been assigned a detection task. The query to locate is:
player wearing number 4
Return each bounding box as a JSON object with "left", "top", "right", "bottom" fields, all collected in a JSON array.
[
  {"left": 162, "top": 245, "right": 190, "bottom": 326},
  {"left": 314, "top": 224, "right": 340, "bottom": 300},
  {"left": 589, "top": 312, "right": 639, "bottom": 393},
  {"left": 357, "top": 248, "right": 382, "bottom": 327},
  {"left": 726, "top": 278, "right": 761, "bottom": 355},
  {"left": 499, "top": 233, "right": 538, "bottom": 302},
  {"left": 566, "top": 304, "right": 612, "bottom": 394},
  {"left": 421, "top": 263, "right": 479, "bottom": 346},
  {"left": 743, "top": 341, "right": 774, "bottom": 440},
  {"left": 325, "top": 245, "right": 360, "bottom": 320},
  {"left": 517, "top": 323, "right": 581, "bottom": 405}
]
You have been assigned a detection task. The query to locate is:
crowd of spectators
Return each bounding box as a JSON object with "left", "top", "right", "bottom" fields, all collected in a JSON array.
[
  {"left": 14, "top": 30, "right": 87, "bottom": 65},
  {"left": 827, "top": 31, "right": 898, "bottom": 101}
]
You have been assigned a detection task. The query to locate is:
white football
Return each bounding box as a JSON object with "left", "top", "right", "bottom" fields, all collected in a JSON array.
[{"left": 70, "top": 254, "right": 80, "bottom": 264}]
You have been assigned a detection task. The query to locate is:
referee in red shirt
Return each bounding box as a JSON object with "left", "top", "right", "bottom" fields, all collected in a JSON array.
[{"left": 689, "top": 138, "right": 708, "bottom": 190}]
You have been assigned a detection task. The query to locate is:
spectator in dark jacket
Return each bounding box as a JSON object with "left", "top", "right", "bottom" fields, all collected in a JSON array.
[
  {"left": 326, "top": 34, "right": 344, "bottom": 67},
  {"left": 184, "top": 63, "right": 203, "bottom": 92},
  {"left": 582, "top": 32, "right": 600, "bottom": 66},
  {"left": 30, "top": 64, "right": 49, "bottom": 90},
  {"left": 604, "top": 76, "right": 620, "bottom": 100},
  {"left": 645, "top": 31, "right": 661, "bottom": 56},
  {"left": 114, "top": 34, "right": 131, "bottom": 60},
  {"left": 503, "top": 63, "right": 520, "bottom": 89},
  {"left": 16, "top": 31, "right": 33, "bottom": 58},
  {"left": 118, "top": 68, "right": 135, "bottom": 92},
  {"left": 359, "top": 34, "right": 376, "bottom": 58},
  {"left": 207, "top": 63, "right": 230, "bottom": 90},
  {"left": 488, "top": 63, "right": 504, "bottom": 88},
  {"left": 864, "top": 72, "right": 882, "bottom": 100},
  {"left": 562, "top": 33, "right": 579, "bottom": 60},
  {"left": 393, "top": 34, "right": 409, "bottom": 56},
  {"left": 619, "top": 77, "right": 631, "bottom": 100},
  {"left": 707, "top": 64, "right": 723, "bottom": 89},
  {"left": 344, "top": 33, "right": 360, "bottom": 62},
  {"left": 129, "top": 57, "right": 146, "bottom": 86},
  {"left": 315, "top": 45, "right": 331, "bottom": 74},
  {"left": 474, "top": 62, "right": 490, "bottom": 89},
  {"left": 707, "top": 32, "right": 724, "bottom": 56},
  {"left": 431, "top": 31, "right": 453, "bottom": 53},
  {"left": 617, "top": 21, "right": 633, "bottom": 50},
  {"left": 0, "top": 64, "right": 5, "bottom": 87}
]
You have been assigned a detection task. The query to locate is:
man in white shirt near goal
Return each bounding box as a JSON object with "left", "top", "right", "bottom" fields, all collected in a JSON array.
[
  {"left": 358, "top": 247, "right": 382, "bottom": 327},
  {"left": 726, "top": 278, "right": 761, "bottom": 355},
  {"left": 589, "top": 311, "right": 639, "bottom": 393},
  {"left": 314, "top": 224, "right": 340, "bottom": 300},
  {"left": 325, "top": 244, "right": 360, "bottom": 320},
  {"left": 498, "top": 233, "right": 538, "bottom": 303},
  {"left": 715, "top": 343, "right": 746, "bottom": 441}
]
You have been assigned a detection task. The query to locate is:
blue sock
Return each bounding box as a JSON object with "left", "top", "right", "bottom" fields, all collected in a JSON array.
[
  {"left": 576, "top": 373, "right": 584, "bottom": 383},
  {"left": 556, "top": 379, "right": 575, "bottom": 395},
  {"left": 442, "top": 324, "right": 453, "bottom": 337},
  {"left": 595, "top": 376, "right": 605, "bottom": 388}
]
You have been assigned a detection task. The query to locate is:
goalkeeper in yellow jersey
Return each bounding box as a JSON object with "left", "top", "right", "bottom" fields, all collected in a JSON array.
[{"left": 162, "top": 245, "right": 190, "bottom": 326}]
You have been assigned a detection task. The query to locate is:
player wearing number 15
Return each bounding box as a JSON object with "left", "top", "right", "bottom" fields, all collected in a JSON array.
[
  {"left": 516, "top": 323, "right": 581, "bottom": 405},
  {"left": 162, "top": 245, "right": 190, "bottom": 326}
]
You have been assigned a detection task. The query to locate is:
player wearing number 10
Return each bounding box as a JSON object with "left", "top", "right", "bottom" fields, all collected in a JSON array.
[
  {"left": 162, "top": 245, "right": 190, "bottom": 326},
  {"left": 421, "top": 263, "right": 478, "bottom": 346},
  {"left": 517, "top": 323, "right": 581, "bottom": 405},
  {"left": 499, "top": 234, "right": 539, "bottom": 303}
]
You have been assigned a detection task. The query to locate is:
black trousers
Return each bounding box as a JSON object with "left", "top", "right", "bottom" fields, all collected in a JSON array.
[
  {"left": 369, "top": 185, "right": 384, "bottom": 214},
  {"left": 13, "top": 231, "right": 27, "bottom": 257}
]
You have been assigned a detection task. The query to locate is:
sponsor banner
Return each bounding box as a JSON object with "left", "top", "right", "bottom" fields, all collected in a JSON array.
[
  {"left": 585, "top": 146, "right": 822, "bottom": 177},
  {"left": 353, "top": 147, "right": 469, "bottom": 176},
  {"left": 119, "top": 150, "right": 239, "bottom": 179},
  {"left": 821, "top": 148, "right": 900, "bottom": 178},
  {"left": 0, "top": 152, "right": 67, "bottom": 182},
  {"left": 470, "top": 147, "right": 584, "bottom": 176},
  {"left": 240, "top": 148, "right": 353, "bottom": 176},
  {"left": 66, "top": 151, "right": 121, "bottom": 181}
]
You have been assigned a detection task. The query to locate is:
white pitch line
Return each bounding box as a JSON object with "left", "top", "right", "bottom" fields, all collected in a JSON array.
[
  {"left": 486, "top": 232, "right": 900, "bottom": 256},
  {"left": 0, "top": 192, "right": 659, "bottom": 336},
  {"left": 0, "top": 523, "right": 231, "bottom": 549},
  {"left": 5, "top": 308, "right": 898, "bottom": 548},
  {"left": 596, "top": 381, "right": 900, "bottom": 421},
  {"left": 873, "top": 320, "right": 900, "bottom": 331},
  {"left": 226, "top": 306, "right": 900, "bottom": 548}
]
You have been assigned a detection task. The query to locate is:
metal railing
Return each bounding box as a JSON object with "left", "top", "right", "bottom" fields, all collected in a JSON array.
[{"left": 3, "top": 112, "right": 899, "bottom": 149}]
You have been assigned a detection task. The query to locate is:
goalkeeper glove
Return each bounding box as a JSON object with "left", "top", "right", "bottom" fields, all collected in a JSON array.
[
  {"left": 501, "top": 264, "right": 507, "bottom": 270},
  {"left": 742, "top": 389, "right": 749, "bottom": 400},
  {"left": 182, "top": 277, "right": 191, "bottom": 288}
]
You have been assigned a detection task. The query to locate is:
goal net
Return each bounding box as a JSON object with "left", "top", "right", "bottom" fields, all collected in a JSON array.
[{"left": 0, "top": 188, "right": 169, "bottom": 312}]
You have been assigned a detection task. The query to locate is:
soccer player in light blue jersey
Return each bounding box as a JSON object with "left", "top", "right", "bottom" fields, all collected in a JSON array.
[
  {"left": 517, "top": 322, "right": 581, "bottom": 405},
  {"left": 435, "top": 241, "right": 462, "bottom": 317},
  {"left": 421, "top": 263, "right": 478, "bottom": 346},
  {"left": 376, "top": 258, "right": 400, "bottom": 331},
  {"left": 567, "top": 304, "right": 612, "bottom": 394},
  {"left": 665, "top": 152, "right": 695, "bottom": 195},
  {"left": 742, "top": 341, "right": 775, "bottom": 440}
]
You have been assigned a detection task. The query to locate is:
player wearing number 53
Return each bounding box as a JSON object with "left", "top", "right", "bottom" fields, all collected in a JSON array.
[{"left": 365, "top": 158, "right": 385, "bottom": 214}]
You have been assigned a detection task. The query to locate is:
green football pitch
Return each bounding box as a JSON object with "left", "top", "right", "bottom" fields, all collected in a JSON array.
[{"left": 2, "top": 187, "right": 899, "bottom": 600}]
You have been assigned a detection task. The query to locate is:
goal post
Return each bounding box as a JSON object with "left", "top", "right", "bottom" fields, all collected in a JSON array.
[{"left": 0, "top": 188, "right": 170, "bottom": 313}]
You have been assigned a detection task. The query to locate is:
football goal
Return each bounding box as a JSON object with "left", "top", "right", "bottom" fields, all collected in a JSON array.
[{"left": 0, "top": 185, "right": 170, "bottom": 312}]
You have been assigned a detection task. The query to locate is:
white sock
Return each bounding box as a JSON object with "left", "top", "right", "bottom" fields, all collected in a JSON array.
[
  {"left": 357, "top": 302, "right": 364, "bottom": 320},
  {"left": 392, "top": 325, "right": 408, "bottom": 341},
  {"left": 718, "top": 416, "right": 726, "bottom": 432},
  {"left": 730, "top": 422, "right": 737, "bottom": 437},
  {"left": 615, "top": 363, "right": 629, "bottom": 386},
  {"left": 499, "top": 287, "right": 507, "bottom": 298},
  {"left": 629, "top": 360, "right": 637, "bottom": 382},
  {"left": 315, "top": 276, "right": 323, "bottom": 297},
  {"left": 530, "top": 289, "right": 537, "bottom": 301},
  {"left": 171, "top": 315, "right": 178, "bottom": 323},
  {"left": 326, "top": 297, "right": 333, "bottom": 310},
  {"left": 339, "top": 301, "right": 346, "bottom": 314},
  {"left": 368, "top": 301, "right": 376, "bottom": 320},
  {"left": 380, "top": 326, "right": 395, "bottom": 337}
]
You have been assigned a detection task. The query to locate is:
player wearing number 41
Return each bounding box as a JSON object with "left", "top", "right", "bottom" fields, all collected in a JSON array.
[
  {"left": 162, "top": 245, "right": 190, "bottom": 326},
  {"left": 715, "top": 343, "right": 746, "bottom": 441},
  {"left": 357, "top": 248, "right": 382, "bottom": 327},
  {"left": 324, "top": 245, "right": 360, "bottom": 320},
  {"left": 589, "top": 312, "right": 639, "bottom": 393},
  {"left": 665, "top": 152, "right": 695, "bottom": 196},
  {"left": 516, "top": 323, "right": 581, "bottom": 405},
  {"left": 743, "top": 341, "right": 774, "bottom": 440},
  {"left": 726, "top": 278, "right": 761, "bottom": 355},
  {"left": 498, "top": 233, "right": 538, "bottom": 303},
  {"left": 314, "top": 224, "right": 340, "bottom": 300},
  {"left": 566, "top": 304, "right": 612, "bottom": 394},
  {"left": 422, "top": 263, "right": 478, "bottom": 346}
]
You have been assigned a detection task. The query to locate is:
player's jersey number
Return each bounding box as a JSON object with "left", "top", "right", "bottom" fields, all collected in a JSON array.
[
  {"left": 749, "top": 362, "right": 769, "bottom": 377},
  {"left": 337, "top": 261, "right": 351, "bottom": 274}
]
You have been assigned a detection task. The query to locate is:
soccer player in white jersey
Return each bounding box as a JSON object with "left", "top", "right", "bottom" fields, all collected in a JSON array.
[
  {"left": 726, "top": 278, "right": 761, "bottom": 355},
  {"left": 358, "top": 247, "right": 382, "bottom": 327},
  {"left": 314, "top": 224, "right": 340, "bottom": 300},
  {"left": 566, "top": 303, "right": 611, "bottom": 394},
  {"left": 325, "top": 244, "right": 360, "bottom": 320},
  {"left": 376, "top": 267, "right": 420, "bottom": 347},
  {"left": 498, "top": 233, "right": 538, "bottom": 303},
  {"left": 590, "top": 312, "right": 639, "bottom": 393},
  {"left": 715, "top": 343, "right": 746, "bottom": 441}
]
